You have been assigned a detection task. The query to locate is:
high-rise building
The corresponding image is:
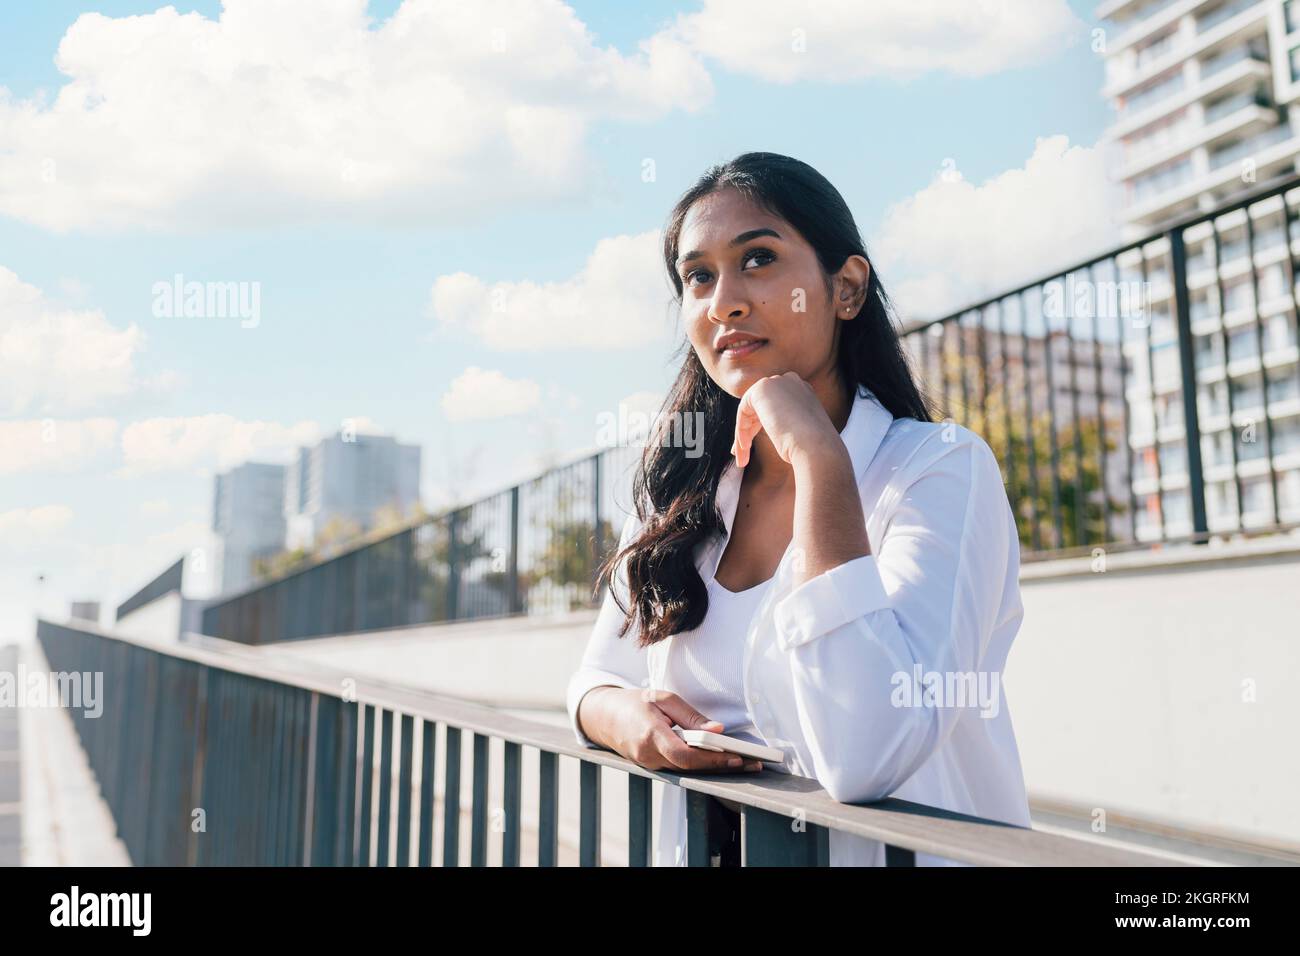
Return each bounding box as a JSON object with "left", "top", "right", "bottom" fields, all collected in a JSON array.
[
  {"left": 1099, "top": 1, "right": 1300, "bottom": 539},
  {"left": 1099, "top": 0, "right": 1300, "bottom": 239},
  {"left": 213, "top": 461, "right": 287, "bottom": 594},
  {"left": 284, "top": 431, "right": 422, "bottom": 550}
]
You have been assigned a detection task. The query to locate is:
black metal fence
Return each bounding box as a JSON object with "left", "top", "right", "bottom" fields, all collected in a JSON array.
[
  {"left": 203, "top": 173, "right": 1300, "bottom": 643},
  {"left": 902, "top": 171, "right": 1300, "bottom": 558},
  {"left": 36, "top": 618, "right": 1179, "bottom": 867},
  {"left": 202, "top": 444, "right": 641, "bottom": 643}
]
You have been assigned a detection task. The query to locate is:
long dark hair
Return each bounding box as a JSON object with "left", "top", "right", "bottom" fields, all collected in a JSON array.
[{"left": 595, "top": 152, "right": 933, "bottom": 648}]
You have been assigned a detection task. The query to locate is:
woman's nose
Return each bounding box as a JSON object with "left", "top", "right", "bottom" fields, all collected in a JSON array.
[{"left": 708, "top": 276, "right": 749, "bottom": 324}]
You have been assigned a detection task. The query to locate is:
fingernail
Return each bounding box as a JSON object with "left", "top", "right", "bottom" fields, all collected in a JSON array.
[{"left": 728, "top": 757, "right": 742, "bottom": 767}]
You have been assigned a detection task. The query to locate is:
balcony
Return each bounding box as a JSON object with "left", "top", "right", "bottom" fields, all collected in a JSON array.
[
  {"left": 1208, "top": 121, "right": 1297, "bottom": 170},
  {"left": 1196, "top": 0, "right": 1262, "bottom": 35},
  {"left": 1103, "top": 0, "right": 1264, "bottom": 97},
  {"left": 1108, "top": 49, "right": 1270, "bottom": 139},
  {"left": 1119, "top": 92, "right": 1271, "bottom": 181},
  {"left": 1108, "top": 0, "right": 1215, "bottom": 55}
]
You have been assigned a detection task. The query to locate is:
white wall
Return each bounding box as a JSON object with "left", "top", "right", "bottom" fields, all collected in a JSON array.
[{"left": 1008, "top": 540, "right": 1300, "bottom": 846}]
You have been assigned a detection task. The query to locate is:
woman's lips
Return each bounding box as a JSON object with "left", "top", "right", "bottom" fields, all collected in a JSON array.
[{"left": 720, "top": 339, "right": 767, "bottom": 359}]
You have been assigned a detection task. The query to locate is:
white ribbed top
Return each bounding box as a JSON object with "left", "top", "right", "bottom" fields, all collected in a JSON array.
[{"left": 659, "top": 573, "right": 775, "bottom": 743}]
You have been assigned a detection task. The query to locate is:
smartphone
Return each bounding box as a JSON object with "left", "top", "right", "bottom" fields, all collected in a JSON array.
[{"left": 672, "top": 726, "right": 784, "bottom": 764}]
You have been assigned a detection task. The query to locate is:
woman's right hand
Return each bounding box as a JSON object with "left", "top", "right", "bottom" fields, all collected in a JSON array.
[{"left": 578, "top": 686, "right": 763, "bottom": 773}]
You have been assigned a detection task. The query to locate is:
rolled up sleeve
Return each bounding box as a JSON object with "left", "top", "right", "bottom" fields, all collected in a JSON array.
[
  {"left": 773, "top": 552, "right": 892, "bottom": 650},
  {"left": 771, "top": 430, "right": 1018, "bottom": 805},
  {"left": 564, "top": 510, "right": 649, "bottom": 748}
]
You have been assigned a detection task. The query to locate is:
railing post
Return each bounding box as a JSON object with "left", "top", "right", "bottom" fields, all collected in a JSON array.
[
  {"left": 502, "top": 741, "right": 522, "bottom": 866},
  {"left": 886, "top": 843, "right": 918, "bottom": 866},
  {"left": 628, "top": 775, "right": 652, "bottom": 866},
  {"left": 1167, "top": 227, "right": 1210, "bottom": 541},
  {"left": 447, "top": 510, "right": 461, "bottom": 621},
  {"left": 508, "top": 486, "right": 522, "bottom": 614},
  {"left": 309, "top": 693, "right": 341, "bottom": 866},
  {"left": 685, "top": 790, "right": 723, "bottom": 866},
  {"left": 741, "top": 805, "right": 830, "bottom": 866},
  {"left": 579, "top": 760, "right": 601, "bottom": 866},
  {"left": 470, "top": 732, "right": 488, "bottom": 866},
  {"left": 537, "top": 750, "right": 559, "bottom": 867},
  {"left": 442, "top": 726, "right": 461, "bottom": 866}
]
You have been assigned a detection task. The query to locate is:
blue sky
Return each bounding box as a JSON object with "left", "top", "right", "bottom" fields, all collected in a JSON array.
[{"left": 0, "top": 0, "right": 1120, "bottom": 639}]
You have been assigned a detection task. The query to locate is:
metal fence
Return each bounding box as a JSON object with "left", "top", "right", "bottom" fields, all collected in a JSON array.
[
  {"left": 203, "top": 173, "right": 1300, "bottom": 643},
  {"left": 202, "top": 443, "right": 642, "bottom": 643},
  {"left": 36, "top": 618, "right": 1180, "bottom": 867},
  {"left": 901, "top": 171, "right": 1300, "bottom": 559}
]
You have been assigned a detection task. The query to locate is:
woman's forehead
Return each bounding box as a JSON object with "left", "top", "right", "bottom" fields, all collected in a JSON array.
[
  {"left": 680, "top": 193, "right": 788, "bottom": 251},
  {"left": 683, "top": 190, "right": 779, "bottom": 231}
]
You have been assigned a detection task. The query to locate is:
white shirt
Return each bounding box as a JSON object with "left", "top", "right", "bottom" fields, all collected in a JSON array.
[
  {"left": 565, "top": 387, "right": 1032, "bottom": 866},
  {"left": 655, "top": 574, "right": 776, "bottom": 746}
]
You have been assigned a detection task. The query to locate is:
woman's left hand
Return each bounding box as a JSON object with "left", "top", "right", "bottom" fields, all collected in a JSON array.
[{"left": 730, "top": 371, "right": 842, "bottom": 468}]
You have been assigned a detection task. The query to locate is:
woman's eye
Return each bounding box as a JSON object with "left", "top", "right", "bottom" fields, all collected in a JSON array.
[{"left": 683, "top": 249, "right": 773, "bottom": 288}]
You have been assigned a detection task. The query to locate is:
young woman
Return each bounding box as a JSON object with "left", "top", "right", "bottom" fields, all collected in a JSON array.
[{"left": 566, "top": 152, "right": 1031, "bottom": 866}]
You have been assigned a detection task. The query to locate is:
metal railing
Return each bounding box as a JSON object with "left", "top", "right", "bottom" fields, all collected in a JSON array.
[
  {"left": 202, "top": 173, "right": 1300, "bottom": 644},
  {"left": 35, "top": 618, "right": 1183, "bottom": 867},
  {"left": 202, "top": 444, "right": 641, "bottom": 643},
  {"left": 899, "top": 170, "right": 1300, "bottom": 558},
  {"left": 117, "top": 557, "right": 184, "bottom": 621}
]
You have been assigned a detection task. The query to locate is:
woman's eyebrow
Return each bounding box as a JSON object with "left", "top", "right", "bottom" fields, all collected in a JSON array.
[{"left": 677, "top": 227, "right": 782, "bottom": 268}]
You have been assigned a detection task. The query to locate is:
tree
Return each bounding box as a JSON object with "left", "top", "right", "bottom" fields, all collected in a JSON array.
[
  {"left": 923, "top": 326, "right": 1129, "bottom": 554},
  {"left": 518, "top": 476, "right": 615, "bottom": 612}
]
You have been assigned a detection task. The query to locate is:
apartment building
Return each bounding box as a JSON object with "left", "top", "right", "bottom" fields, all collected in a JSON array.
[
  {"left": 1100, "top": 0, "right": 1300, "bottom": 539},
  {"left": 1100, "top": 0, "right": 1300, "bottom": 236}
]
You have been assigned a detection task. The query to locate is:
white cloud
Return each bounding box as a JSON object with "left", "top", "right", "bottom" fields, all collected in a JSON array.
[
  {"left": 0, "top": 0, "right": 712, "bottom": 232},
  {"left": 440, "top": 366, "right": 542, "bottom": 421},
  {"left": 873, "top": 135, "right": 1123, "bottom": 323},
  {"left": 0, "top": 266, "right": 143, "bottom": 414},
  {"left": 613, "top": 389, "right": 667, "bottom": 420},
  {"left": 669, "top": 0, "right": 1081, "bottom": 84},
  {"left": 0, "top": 418, "right": 119, "bottom": 475},
  {"left": 430, "top": 230, "right": 674, "bottom": 349},
  {"left": 0, "top": 505, "right": 75, "bottom": 546},
  {"left": 139, "top": 498, "right": 172, "bottom": 518},
  {"left": 119, "top": 414, "right": 321, "bottom": 475}
]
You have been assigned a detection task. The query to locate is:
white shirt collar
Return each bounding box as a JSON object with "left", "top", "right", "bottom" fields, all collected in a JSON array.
[{"left": 713, "top": 386, "right": 896, "bottom": 542}]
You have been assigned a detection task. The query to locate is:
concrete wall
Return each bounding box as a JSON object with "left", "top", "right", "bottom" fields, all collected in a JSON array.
[{"left": 1008, "top": 537, "right": 1300, "bottom": 848}]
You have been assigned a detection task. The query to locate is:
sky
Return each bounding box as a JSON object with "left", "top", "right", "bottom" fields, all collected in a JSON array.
[{"left": 0, "top": 0, "right": 1124, "bottom": 641}]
